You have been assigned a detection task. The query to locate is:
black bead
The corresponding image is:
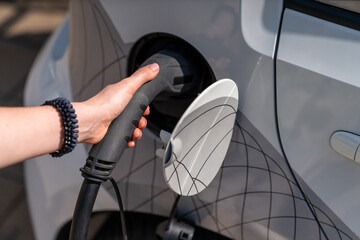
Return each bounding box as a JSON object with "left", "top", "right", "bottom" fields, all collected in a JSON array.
[{"left": 43, "top": 97, "right": 78, "bottom": 158}]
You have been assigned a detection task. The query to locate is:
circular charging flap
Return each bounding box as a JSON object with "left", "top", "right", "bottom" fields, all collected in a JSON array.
[{"left": 163, "top": 79, "right": 238, "bottom": 196}]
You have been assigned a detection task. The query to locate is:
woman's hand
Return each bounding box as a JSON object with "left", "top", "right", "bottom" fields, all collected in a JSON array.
[
  {"left": 74, "top": 63, "right": 159, "bottom": 147},
  {"left": 0, "top": 63, "right": 159, "bottom": 168}
]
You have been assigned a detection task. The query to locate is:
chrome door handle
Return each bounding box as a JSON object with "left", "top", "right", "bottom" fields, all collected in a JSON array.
[{"left": 330, "top": 131, "right": 360, "bottom": 162}]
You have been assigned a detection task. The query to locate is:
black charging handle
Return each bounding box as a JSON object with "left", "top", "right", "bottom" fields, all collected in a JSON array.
[
  {"left": 69, "top": 47, "right": 197, "bottom": 240},
  {"left": 80, "top": 47, "right": 196, "bottom": 182}
]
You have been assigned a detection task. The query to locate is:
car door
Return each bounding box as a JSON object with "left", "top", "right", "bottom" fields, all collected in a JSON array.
[{"left": 277, "top": 0, "right": 360, "bottom": 238}]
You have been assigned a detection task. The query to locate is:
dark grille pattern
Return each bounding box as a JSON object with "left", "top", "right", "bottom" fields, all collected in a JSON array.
[
  {"left": 103, "top": 113, "right": 358, "bottom": 240},
  {"left": 176, "top": 115, "right": 357, "bottom": 239},
  {"left": 72, "top": 1, "right": 360, "bottom": 239},
  {"left": 71, "top": 0, "right": 129, "bottom": 102}
]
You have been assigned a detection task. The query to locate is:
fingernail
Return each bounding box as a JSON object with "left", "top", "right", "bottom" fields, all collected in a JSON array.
[{"left": 148, "top": 63, "right": 159, "bottom": 72}]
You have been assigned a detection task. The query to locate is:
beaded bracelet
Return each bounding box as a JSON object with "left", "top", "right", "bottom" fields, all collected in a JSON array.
[{"left": 42, "top": 97, "right": 79, "bottom": 157}]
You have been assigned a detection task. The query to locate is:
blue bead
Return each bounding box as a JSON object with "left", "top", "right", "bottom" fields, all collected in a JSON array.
[{"left": 43, "top": 97, "right": 78, "bottom": 157}]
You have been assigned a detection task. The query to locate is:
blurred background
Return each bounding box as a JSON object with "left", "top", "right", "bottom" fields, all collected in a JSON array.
[
  {"left": 1, "top": 1, "right": 360, "bottom": 240},
  {"left": 0, "top": 0, "right": 68, "bottom": 239}
]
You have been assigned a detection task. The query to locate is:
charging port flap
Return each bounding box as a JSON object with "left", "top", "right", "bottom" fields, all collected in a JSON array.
[{"left": 163, "top": 79, "right": 238, "bottom": 196}]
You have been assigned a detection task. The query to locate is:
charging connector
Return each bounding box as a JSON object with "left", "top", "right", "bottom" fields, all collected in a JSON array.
[{"left": 69, "top": 46, "right": 199, "bottom": 240}]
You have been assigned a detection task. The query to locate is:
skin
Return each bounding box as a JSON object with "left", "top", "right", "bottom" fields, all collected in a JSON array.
[{"left": 0, "top": 63, "right": 159, "bottom": 168}]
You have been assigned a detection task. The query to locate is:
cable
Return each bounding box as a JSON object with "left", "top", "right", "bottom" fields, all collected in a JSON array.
[
  {"left": 109, "top": 177, "right": 128, "bottom": 240},
  {"left": 69, "top": 48, "right": 197, "bottom": 240},
  {"left": 69, "top": 178, "right": 128, "bottom": 240},
  {"left": 69, "top": 179, "right": 100, "bottom": 240},
  {"left": 169, "top": 195, "right": 181, "bottom": 220}
]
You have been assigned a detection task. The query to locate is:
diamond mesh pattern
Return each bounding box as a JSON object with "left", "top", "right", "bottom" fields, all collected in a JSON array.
[{"left": 70, "top": 1, "right": 359, "bottom": 239}]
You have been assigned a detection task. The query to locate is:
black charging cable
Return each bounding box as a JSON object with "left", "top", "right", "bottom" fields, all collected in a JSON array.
[
  {"left": 169, "top": 195, "right": 181, "bottom": 219},
  {"left": 69, "top": 178, "right": 128, "bottom": 240},
  {"left": 69, "top": 179, "right": 100, "bottom": 240},
  {"left": 109, "top": 177, "right": 128, "bottom": 240},
  {"left": 69, "top": 47, "right": 198, "bottom": 240}
]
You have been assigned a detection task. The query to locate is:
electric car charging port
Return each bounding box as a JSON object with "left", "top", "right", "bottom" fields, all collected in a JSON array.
[
  {"left": 67, "top": 34, "right": 224, "bottom": 240},
  {"left": 128, "top": 33, "right": 216, "bottom": 133},
  {"left": 57, "top": 212, "right": 231, "bottom": 240}
]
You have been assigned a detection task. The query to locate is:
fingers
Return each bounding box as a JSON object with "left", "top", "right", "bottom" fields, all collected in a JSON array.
[
  {"left": 132, "top": 63, "right": 159, "bottom": 82},
  {"left": 127, "top": 140, "right": 135, "bottom": 148},
  {"left": 127, "top": 114, "right": 149, "bottom": 148},
  {"left": 127, "top": 128, "right": 142, "bottom": 148},
  {"left": 133, "top": 128, "right": 143, "bottom": 140},
  {"left": 144, "top": 106, "right": 150, "bottom": 116},
  {"left": 138, "top": 117, "right": 147, "bottom": 129},
  {"left": 84, "top": 62, "right": 156, "bottom": 146},
  {"left": 127, "top": 63, "right": 159, "bottom": 86},
  {"left": 112, "top": 63, "right": 159, "bottom": 104}
]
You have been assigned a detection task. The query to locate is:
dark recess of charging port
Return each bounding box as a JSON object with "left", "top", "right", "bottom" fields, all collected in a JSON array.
[
  {"left": 128, "top": 33, "right": 216, "bottom": 133},
  {"left": 174, "top": 75, "right": 193, "bottom": 86},
  {"left": 57, "top": 212, "right": 231, "bottom": 240}
]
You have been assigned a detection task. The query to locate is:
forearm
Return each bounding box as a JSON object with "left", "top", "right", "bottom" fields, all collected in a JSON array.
[
  {"left": 0, "top": 103, "right": 92, "bottom": 168},
  {"left": 0, "top": 64, "right": 157, "bottom": 168}
]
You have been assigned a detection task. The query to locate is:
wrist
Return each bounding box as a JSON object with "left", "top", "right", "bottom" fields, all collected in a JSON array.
[
  {"left": 73, "top": 101, "right": 108, "bottom": 144},
  {"left": 72, "top": 102, "right": 94, "bottom": 143}
]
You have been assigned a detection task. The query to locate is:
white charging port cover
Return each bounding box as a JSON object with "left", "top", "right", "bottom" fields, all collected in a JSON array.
[{"left": 163, "top": 79, "right": 238, "bottom": 196}]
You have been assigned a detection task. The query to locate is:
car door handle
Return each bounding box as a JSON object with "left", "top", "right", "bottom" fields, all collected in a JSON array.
[{"left": 330, "top": 131, "right": 360, "bottom": 163}]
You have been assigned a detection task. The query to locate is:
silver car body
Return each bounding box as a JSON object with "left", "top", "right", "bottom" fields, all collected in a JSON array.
[{"left": 24, "top": 0, "right": 360, "bottom": 239}]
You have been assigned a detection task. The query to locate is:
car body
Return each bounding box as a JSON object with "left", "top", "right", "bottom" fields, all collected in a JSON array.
[{"left": 24, "top": 0, "right": 360, "bottom": 239}]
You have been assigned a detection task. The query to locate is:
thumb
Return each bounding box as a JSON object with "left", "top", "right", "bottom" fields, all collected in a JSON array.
[
  {"left": 116, "top": 63, "right": 159, "bottom": 97},
  {"left": 129, "top": 63, "right": 159, "bottom": 84},
  {"left": 106, "top": 63, "right": 159, "bottom": 112}
]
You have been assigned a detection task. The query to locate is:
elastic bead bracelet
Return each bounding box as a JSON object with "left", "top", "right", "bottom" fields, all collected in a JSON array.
[{"left": 42, "top": 97, "right": 79, "bottom": 157}]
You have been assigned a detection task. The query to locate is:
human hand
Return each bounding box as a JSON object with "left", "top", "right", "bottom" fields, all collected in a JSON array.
[{"left": 74, "top": 63, "right": 159, "bottom": 147}]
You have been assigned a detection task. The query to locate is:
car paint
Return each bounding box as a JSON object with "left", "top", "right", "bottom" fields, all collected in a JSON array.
[
  {"left": 277, "top": 9, "right": 360, "bottom": 237},
  {"left": 24, "top": 0, "right": 360, "bottom": 239}
]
